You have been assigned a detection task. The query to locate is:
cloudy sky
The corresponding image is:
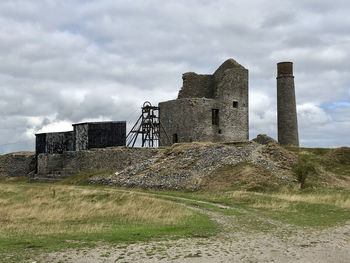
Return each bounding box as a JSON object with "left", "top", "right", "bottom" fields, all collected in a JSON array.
[{"left": 1, "top": 0, "right": 349, "bottom": 154}]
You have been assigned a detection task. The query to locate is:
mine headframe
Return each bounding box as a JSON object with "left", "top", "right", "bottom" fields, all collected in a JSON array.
[{"left": 126, "top": 101, "right": 170, "bottom": 147}]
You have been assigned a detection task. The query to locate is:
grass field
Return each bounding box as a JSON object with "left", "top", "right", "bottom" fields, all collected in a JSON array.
[
  {"left": 0, "top": 182, "right": 216, "bottom": 263},
  {"left": 150, "top": 188, "right": 350, "bottom": 228}
]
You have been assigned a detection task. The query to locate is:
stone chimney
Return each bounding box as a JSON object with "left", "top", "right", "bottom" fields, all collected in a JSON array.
[{"left": 276, "top": 62, "right": 299, "bottom": 146}]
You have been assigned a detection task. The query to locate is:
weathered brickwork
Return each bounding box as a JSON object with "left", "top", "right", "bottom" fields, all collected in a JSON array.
[{"left": 159, "top": 58, "right": 249, "bottom": 146}]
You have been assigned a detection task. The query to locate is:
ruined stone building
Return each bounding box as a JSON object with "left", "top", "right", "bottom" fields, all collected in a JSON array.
[
  {"left": 35, "top": 59, "right": 298, "bottom": 156},
  {"left": 159, "top": 58, "right": 249, "bottom": 146}
]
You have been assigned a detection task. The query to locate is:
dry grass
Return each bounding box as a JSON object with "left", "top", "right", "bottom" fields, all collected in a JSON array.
[
  {"left": 286, "top": 146, "right": 350, "bottom": 190},
  {"left": 271, "top": 192, "right": 350, "bottom": 209},
  {"left": 0, "top": 184, "right": 193, "bottom": 238},
  {"left": 201, "top": 163, "right": 284, "bottom": 192},
  {"left": 206, "top": 190, "right": 350, "bottom": 212}
]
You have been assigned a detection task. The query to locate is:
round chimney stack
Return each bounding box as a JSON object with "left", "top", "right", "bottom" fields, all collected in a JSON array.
[
  {"left": 276, "top": 62, "right": 299, "bottom": 146},
  {"left": 277, "top": 62, "right": 293, "bottom": 75}
]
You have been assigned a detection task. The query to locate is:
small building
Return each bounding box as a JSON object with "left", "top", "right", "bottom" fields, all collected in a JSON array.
[
  {"left": 35, "top": 131, "right": 74, "bottom": 154},
  {"left": 73, "top": 121, "right": 126, "bottom": 151},
  {"left": 159, "top": 58, "right": 249, "bottom": 146}
]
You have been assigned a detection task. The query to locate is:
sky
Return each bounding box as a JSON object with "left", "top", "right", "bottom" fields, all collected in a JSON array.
[{"left": 0, "top": 0, "right": 349, "bottom": 154}]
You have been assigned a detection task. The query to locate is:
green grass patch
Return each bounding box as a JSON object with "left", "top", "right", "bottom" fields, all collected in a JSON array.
[
  {"left": 0, "top": 182, "right": 216, "bottom": 263},
  {"left": 58, "top": 170, "right": 114, "bottom": 185},
  {"left": 151, "top": 193, "right": 241, "bottom": 216},
  {"left": 285, "top": 146, "right": 350, "bottom": 189},
  {"left": 148, "top": 188, "right": 350, "bottom": 229}
]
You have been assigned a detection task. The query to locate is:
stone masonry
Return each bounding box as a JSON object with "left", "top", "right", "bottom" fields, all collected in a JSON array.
[
  {"left": 277, "top": 62, "right": 299, "bottom": 146},
  {"left": 34, "top": 147, "right": 157, "bottom": 181},
  {"left": 159, "top": 58, "right": 249, "bottom": 146},
  {"left": 0, "top": 152, "right": 35, "bottom": 177}
]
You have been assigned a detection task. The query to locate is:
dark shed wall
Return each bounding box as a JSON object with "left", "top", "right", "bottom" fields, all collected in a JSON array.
[
  {"left": 35, "top": 133, "right": 46, "bottom": 154},
  {"left": 74, "top": 121, "right": 126, "bottom": 151},
  {"left": 46, "top": 132, "right": 74, "bottom": 154},
  {"left": 88, "top": 122, "right": 126, "bottom": 149},
  {"left": 35, "top": 131, "right": 74, "bottom": 154}
]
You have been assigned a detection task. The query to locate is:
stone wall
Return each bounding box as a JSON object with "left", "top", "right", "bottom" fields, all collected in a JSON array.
[
  {"left": 178, "top": 73, "right": 215, "bottom": 99},
  {"left": 159, "top": 98, "right": 216, "bottom": 145},
  {"left": 35, "top": 147, "right": 158, "bottom": 181},
  {"left": 0, "top": 152, "right": 35, "bottom": 177},
  {"left": 214, "top": 66, "right": 249, "bottom": 142}
]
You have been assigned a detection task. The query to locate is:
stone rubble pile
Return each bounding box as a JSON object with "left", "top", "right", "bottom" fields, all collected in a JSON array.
[{"left": 88, "top": 138, "right": 297, "bottom": 190}]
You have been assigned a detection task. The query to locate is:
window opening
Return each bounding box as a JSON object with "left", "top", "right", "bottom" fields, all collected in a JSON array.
[
  {"left": 212, "top": 109, "right": 219, "bottom": 125},
  {"left": 233, "top": 101, "right": 238, "bottom": 108}
]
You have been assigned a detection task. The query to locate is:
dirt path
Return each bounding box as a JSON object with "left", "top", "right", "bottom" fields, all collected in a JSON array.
[{"left": 37, "top": 192, "right": 350, "bottom": 263}]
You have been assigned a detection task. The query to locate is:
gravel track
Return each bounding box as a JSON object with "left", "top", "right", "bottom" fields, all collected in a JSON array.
[{"left": 37, "top": 192, "right": 350, "bottom": 263}]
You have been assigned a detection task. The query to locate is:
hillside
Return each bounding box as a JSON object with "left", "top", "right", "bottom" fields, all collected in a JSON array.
[{"left": 86, "top": 138, "right": 350, "bottom": 192}]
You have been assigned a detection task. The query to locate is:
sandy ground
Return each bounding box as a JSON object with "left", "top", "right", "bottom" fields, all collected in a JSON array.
[{"left": 36, "top": 199, "right": 350, "bottom": 263}]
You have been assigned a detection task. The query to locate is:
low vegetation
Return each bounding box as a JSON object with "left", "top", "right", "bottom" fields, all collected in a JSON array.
[
  {"left": 286, "top": 146, "right": 350, "bottom": 189},
  {"left": 201, "top": 162, "right": 286, "bottom": 192},
  {"left": 148, "top": 146, "right": 350, "bottom": 228},
  {"left": 0, "top": 183, "right": 215, "bottom": 262}
]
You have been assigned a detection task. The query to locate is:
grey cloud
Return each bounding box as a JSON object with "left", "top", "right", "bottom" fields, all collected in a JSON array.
[{"left": 0, "top": 0, "right": 349, "bottom": 153}]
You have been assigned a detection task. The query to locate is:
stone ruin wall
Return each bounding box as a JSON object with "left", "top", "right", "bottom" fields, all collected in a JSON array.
[
  {"left": 214, "top": 66, "right": 249, "bottom": 142},
  {"left": 0, "top": 147, "right": 157, "bottom": 180},
  {"left": 34, "top": 147, "right": 158, "bottom": 181},
  {"left": 178, "top": 73, "right": 215, "bottom": 99},
  {"left": 159, "top": 98, "right": 216, "bottom": 145},
  {"left": 0, "top": 152, "right": 35, "bottom": 178},
  {"left": 159, "top": 58, "right": 249, "bottom": 146}
]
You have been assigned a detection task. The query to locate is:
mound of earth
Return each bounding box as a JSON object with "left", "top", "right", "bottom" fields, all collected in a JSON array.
[{"left": 88, "top": 140, "right": 298, "bottom": 191}]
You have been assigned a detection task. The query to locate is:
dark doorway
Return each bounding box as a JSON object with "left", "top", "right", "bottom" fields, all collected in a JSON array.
[{"left": 172, "top": 133, "right": 178, "bottom": 143}]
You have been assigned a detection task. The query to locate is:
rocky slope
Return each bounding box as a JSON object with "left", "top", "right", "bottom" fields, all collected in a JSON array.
[{"left": 88, "top": 138, "right": 298, "bottom": 190}]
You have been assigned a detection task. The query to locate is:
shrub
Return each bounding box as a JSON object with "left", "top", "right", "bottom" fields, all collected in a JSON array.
[{"left": 292, "top": 156, "right": 316, "bottom": 189}]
